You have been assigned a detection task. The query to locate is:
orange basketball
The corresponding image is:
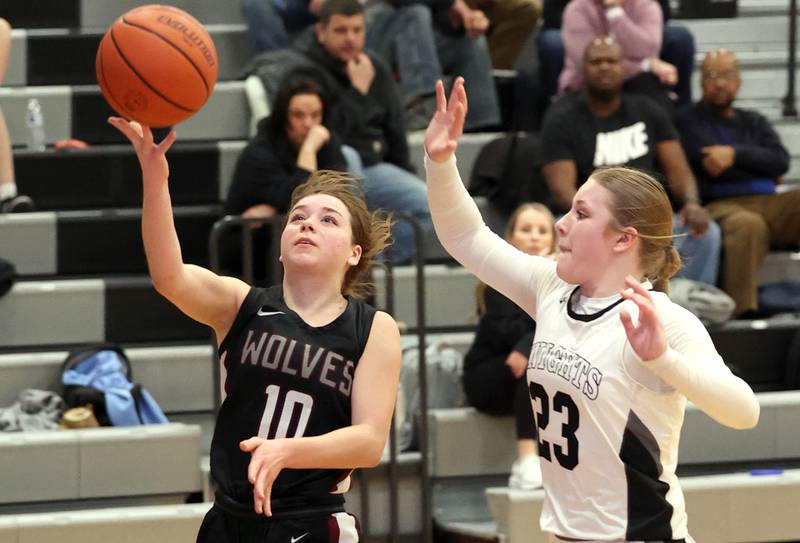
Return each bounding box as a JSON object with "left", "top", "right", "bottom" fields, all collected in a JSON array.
[{"left": 95, "top": 4, "right": 218, "bottom": 128}]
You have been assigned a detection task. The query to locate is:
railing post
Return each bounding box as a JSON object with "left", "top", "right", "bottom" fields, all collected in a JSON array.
[{"left": 783, "top": 0, "right": 798, "bottom": 117}]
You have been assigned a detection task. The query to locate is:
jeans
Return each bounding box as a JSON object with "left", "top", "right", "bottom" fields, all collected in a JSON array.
[
  {"left": 673, "top": 215, "right": 721, "bottom": 286},
  {"left": 240, "top": 0, "right": 316, "bottom": 52},
  {"left": 435, "top": 31, "right": 501, "bottom": 129},
  {"left": 343, "top": 150, "right": 433, "bottom": 264},
  {"left": 365, "top": 3, "right": 442, "bottom": 102},
  {"left": 536, "top": 27, "right": 564, "bottom": 103},
  {"left": 661, "top": 24, "right": 696, "bottom": 107}
]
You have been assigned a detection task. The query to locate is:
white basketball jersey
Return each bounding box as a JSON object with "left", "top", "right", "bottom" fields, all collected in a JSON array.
[{"left": 530, "top": 281, "right": 688, "bottom": 541}]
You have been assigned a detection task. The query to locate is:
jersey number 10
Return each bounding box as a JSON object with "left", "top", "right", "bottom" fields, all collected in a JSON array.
[{"left": 258, "top": 384, "right": 314, "bottom": 439}]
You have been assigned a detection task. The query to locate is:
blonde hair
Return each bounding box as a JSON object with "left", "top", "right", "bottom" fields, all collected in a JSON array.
[
  {"left": 589, "top": 166, "right": 681, "bottom": 293},
  {"left": 476, "top": 202, "right": 558, "bottom": 315},
  {"left": 288, "top": 170, "right": 392, "bottom": 299}
]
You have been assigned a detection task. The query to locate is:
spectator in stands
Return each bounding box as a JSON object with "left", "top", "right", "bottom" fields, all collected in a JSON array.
[
  {"left": 240, "top": 0, "right": 320, "bottom": 52},
  {"left": 0, "top": 18, "right": 34, "bottom": 213},
  {"left": 463, "top": 203, "right": 556, "bottom": 490},
  {"left": 540, "top": 38, "right": 721, "bottom": 286},
  {"left": 538, "top": 0, "right": 694, "bottom": 113},
  {"left": 294, "top": 0, "right": 435, "bottom": 263},
  {"left": 560, "top": 0, "right": 674, "bottom": 112},
  {"left": 226, "top": 73, "right": 347, "bottom": 218},
  {"left": 462, "top": 0, "right": 542, "bottom": 69},
  {"left": 675, "top": 49, "right": 800, "bottom": 317},
  {"left": 363, "top": 0, "right": 501, "bottom": 131},
  {"left": 110, "top": 116, "right": 402, "bottom": 536},
  {"left": 425, "top": 77, "right": 759, "bottom": 542}
]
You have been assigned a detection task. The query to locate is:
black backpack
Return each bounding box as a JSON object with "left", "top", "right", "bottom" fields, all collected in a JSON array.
[
  {"left": 61, "top": 343, "right": 139, "bottom": 426},
  {"left": 468, "top": 132, "right": 553, "bottom": 216}
]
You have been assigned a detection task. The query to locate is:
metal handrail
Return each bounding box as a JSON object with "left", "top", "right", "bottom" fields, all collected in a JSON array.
[
  {"left": 207, "top": 212, "right": 432, "bottom": 543},
  {"left": 783, "top": 0, "right": 798, "bottom": 117}
]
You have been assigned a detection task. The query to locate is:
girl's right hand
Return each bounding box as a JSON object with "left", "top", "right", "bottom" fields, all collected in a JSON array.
[
  {"left": 424, "top": 77, "right": 467, "bottom": 163},
  {"left": 108, "top": 117, "right": 176, "bottom": 184}
]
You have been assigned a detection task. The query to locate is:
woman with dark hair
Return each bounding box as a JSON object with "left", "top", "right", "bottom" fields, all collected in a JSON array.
[{"left": 226, "top": 72, "right": 348, "bottom": 219}]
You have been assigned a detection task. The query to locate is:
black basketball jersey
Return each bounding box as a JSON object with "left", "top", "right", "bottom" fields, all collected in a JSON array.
[{"left": 211, "top": 285, "right": 376, "bottom": 511}]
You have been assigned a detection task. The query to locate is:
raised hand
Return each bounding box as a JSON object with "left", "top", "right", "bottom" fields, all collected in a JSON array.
[
  {"left": 619, "top": 275, "right": 668, "bottom": 362},
  {"left": 108, "top": 117, "right": 176, "bottom": 185},
  {"left": 424, "top": 77, "right": 467, "bottom": 163},
  {"left": 240, "top": 436, "right": 288, "bottom": 516}
]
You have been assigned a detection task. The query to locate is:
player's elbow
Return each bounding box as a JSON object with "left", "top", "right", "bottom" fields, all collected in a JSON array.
[
  {"left": 360, "top": 433, "right": 387, "bottom": 468},
  {"left": 725, "top": 403, "right": 760, "bottom": 430}
]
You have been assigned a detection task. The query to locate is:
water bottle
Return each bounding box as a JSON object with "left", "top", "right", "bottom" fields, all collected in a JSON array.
[{"left": 24, "top": 98, "right": 46, "bottom": 151}]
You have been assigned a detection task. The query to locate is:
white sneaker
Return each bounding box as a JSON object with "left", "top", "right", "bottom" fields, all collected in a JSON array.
[{"left": 508, "top": 454, "right": 543, "bottom": 490}]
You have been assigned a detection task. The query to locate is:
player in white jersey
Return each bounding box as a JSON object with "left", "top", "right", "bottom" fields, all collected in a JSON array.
[
  {"left": 422, "top": 79, "right": 760, "bottom": 542},
  {"left": 110, "top": 117, "right": 402, "bottom": 542}
]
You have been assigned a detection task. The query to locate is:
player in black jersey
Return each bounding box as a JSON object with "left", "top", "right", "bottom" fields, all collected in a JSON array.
[{"left": 109, "top": 117, "right": 402, "bottom": 543}]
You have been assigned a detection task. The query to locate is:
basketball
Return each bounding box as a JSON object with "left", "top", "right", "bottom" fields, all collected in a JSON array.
[{"left": 95, "top": 4, "right": 218, "bottom": 128}]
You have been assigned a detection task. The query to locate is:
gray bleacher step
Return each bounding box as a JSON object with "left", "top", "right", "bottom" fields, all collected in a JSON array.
[
  {"left": 682, "top": 16, "right": 790, "bottom": 53},
  {"left": 436, "top": 520, "right": 499, "bottom": 542},
  {"left": 427, "top": 391, "right": 800, "bottom": 480},
  {"left": 0, "top": 502, "right": 211, "bottom": 543},
  {"left": 78, "top": 0, "right": 247, "bottom": 28},
  {"left": 485, "top": 469, "right": 800, "bottom": 543},
  {"left": 7, "top": 24, "right": 252, "bottom": 87},
  {"left": 373, "top": 265, "right": 478, "bottom": 330},
  {"left": 0, "top": 344, "right": 215, "bottom": 414},
  {"left": 0, "top": 81, "right": 250, "bottom": 146},
  {"left": 737, "top": 0, "right": 792, "bottom": 16},
  {"left": 0, "top": 423, "right": 203, "bottom": 507}
]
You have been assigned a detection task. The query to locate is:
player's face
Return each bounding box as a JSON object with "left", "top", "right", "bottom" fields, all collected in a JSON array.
[
  {"left": 509, "top": 209, "right": 554, "bottom": 257},
  {"left": 281, "top": 194, "right": 362, "bottom": 273},
  {"left": 555, "top": 179, "right": 620, "bottom": 285},
  {"left": 286, "top": 93, "right": 324, "bottom": 148},
  {"left": 315, "top": 14, "right": 365, "bottom": 63}
]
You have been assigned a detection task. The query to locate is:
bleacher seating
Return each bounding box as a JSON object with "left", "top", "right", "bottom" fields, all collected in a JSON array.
[{"left": 1, "top": 0, "right": 799, "bottom": 541}]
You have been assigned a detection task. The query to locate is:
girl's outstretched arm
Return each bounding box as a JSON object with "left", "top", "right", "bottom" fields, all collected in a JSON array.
[{"left": 109, "top": 117, "right": 248, "bottom": 341}]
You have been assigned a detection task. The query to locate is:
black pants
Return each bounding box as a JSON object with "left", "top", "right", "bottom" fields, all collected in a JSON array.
[
  {"left": 462, "top": 356, "right": 537, "bottom": 440},
  {"left": 197, "top": 503, "right": 360, "bottom": 543}
]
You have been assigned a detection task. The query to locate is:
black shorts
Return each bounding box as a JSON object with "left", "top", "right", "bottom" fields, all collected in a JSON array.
[{"left": 197, "top": 502, "right": 360, "bottom": 543}]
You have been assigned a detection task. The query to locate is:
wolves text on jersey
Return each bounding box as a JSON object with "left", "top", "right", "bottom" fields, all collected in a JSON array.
[
  {"left": 241, "top": 329, "right": 355, "bottom": 397},
  {"left": 529, "top": 341, "right": 603, "bottom": 400}
]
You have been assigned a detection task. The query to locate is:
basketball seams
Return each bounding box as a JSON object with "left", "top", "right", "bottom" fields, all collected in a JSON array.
[
  {"left": 97, "top": 37, "right": 138, "bottom": 121},
  {"left": 120, "top": 15, "right": 213, "bottom": 96},
  {"left": 109, "top": 26, "right": 196, "bottom": 114}
]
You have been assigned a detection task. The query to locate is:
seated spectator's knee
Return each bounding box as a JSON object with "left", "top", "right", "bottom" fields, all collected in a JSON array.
[
  {"left": 537, "top": 28, "right": 564, "bottom": 58},
  {"left": 401, "top": 4, "right": 433, "bottom": 25},
  {"left": 724, "top": 210, "right": 769, "bottom": 240}
]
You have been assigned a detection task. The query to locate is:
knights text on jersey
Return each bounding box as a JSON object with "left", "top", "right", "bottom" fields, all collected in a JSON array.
[
  {"left": 529, "top": 283, "right": 688, "bottom": 541},
  {"left": 211, "top": 286, "right": 376, "bottom": 510}
]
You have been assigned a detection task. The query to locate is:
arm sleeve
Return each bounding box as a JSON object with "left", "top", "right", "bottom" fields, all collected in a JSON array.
[
  {"left": 425, "top": 155, "right": 562, "bottom": 318},
  {"left": 645, "top": 305, "right": 760, "bottom": 430},
  {"left": 608, "top": 2, "right": 663, "bottom": 65},
  {"left": 732, "top": 113, "right": 791, "bottom": 177}
]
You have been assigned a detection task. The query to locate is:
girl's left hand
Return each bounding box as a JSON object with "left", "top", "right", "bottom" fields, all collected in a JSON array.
[
  {"left": 619, "top": 275, "right": 667, "bottom": 361},
  {"left": 240, "top": 437, "right": 289, "bottom": 516}
]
